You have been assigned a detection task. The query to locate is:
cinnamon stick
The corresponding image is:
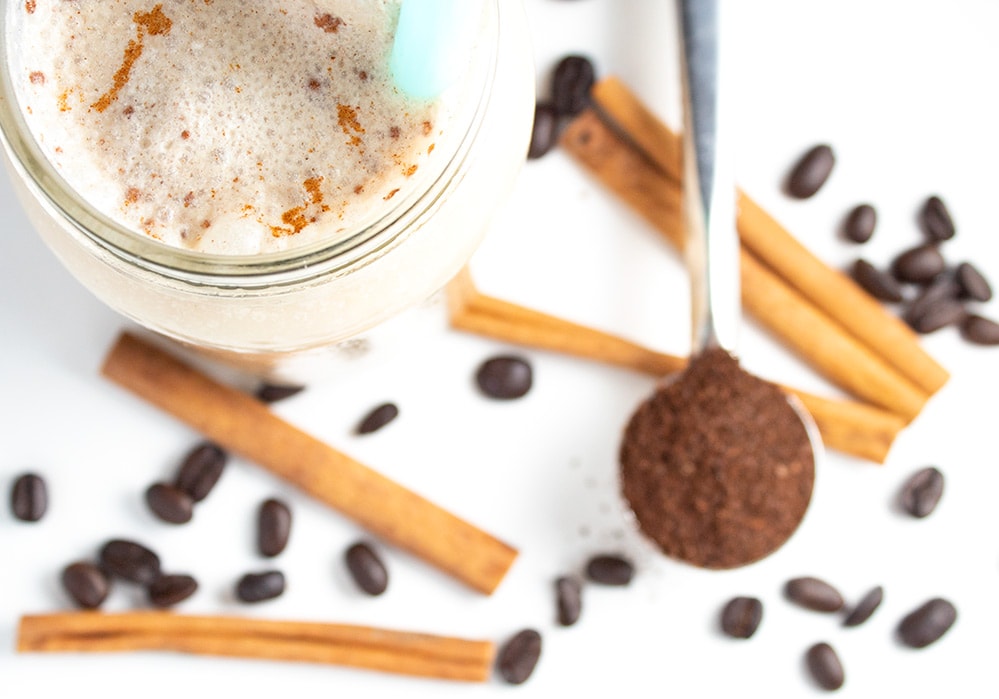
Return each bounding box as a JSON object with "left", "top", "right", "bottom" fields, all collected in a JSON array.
[
  {"left": 447, "top": 270, "right": 904, "bottom": 463},
  {"left": 449, "top": 269, "right": 684, "bottom": 377},
  {"left": 100, "top": 331, "right": 517, "bottom": 595},
  {"left": 590, "top": 76, "right": 948, "bottom": 396},
  {"left": 739, "top": 248, "right": 926, "bottom": 421},
  {"left": 737, "top": 195, "right": 949, "bottom": 394},
  {"left": 18, "top": 612, "right": 494, "bottom": 682},
  {"left": 559, "top": 108, "right": 930, "bottom": 422}
]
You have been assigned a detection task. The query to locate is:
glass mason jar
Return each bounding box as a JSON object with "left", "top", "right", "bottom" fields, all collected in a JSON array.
[{"left": 0, "top": 0, "right": 534, "bottom": 381}]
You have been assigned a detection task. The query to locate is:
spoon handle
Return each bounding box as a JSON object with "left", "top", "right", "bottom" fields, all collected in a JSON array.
[{"left": 678, "top": 0, "right": 740, "bottom": 353}]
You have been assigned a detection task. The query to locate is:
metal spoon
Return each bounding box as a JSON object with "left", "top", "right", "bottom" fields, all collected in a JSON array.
[{"left": 617, "top": 1, "right": 822, "bottom": 569}]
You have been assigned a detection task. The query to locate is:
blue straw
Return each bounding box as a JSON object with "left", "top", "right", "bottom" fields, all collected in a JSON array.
[{"left": 390, "top": 0, "right": 479, "bottom": 99}]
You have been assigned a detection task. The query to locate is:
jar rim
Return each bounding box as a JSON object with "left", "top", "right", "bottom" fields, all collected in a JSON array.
[{"left": 0, "top": 0, "right": 498, "bottom": 282}]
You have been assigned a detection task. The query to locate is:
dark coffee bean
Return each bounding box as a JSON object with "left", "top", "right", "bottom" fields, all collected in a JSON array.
[
  {"left": 552, "top": 54, "right": 595, "bottom": 117},
  {"left": 145, "top": 482, "right": 194, "bottom": 524},
  {"left": 962, "top": 314, "right": 999, "bottom": 346},
  {"left": 905, "top": 273, "right": 960, "bottom": 315},
  {"left": 842, "top": 204, "right": 877, "bottom": 243},
  {"left": 843, "top": 585, "right": 884, "bottom": 627},
  {"left": 585, "top": 554, "right": 634, "bottom": 586},
  {"left": 851, "top": 259, "right": 904, "bottom": 302},
  {"left": 236, "top": 570, "right": 285, "bottom": 603},
  {"left": 904, "top": 296, "right": 966, "bottom": 334},
  {"left": 528, "top": 102, "right": 559, "bottom": 160},
  {"left": 897, "top": 598, "right": 957, "bottom": 648},
  {"left": 355, "top": 402, "right": 399, "bottom": 435},
  {"left": 174, "top": 441, "right": 228, "bottom": 502},
  {"left": 806, "top": 642, "right": 845, "bottom": 691},
  {"left": 255, "top": 383, "right": 305, "bottom": 403},
  {"left": 785, "top": 144, "right": 835, "bottom": 199},
  {"left": 891, "top": 243, "right": 946, "bottom": 284},
  {"left": 147, "top": 574, "right": 198, "bottom": 608},
  {"left": 784, "top": 576, "right": 844, "bottom": 612},
  {"left": 61, "top": 561, "right": 111, "bottom": 609},
  {"left": 955, "top": 262, "right": 993, "bottom": 302},
  {"left": 555, "top": 575, "right": 582, "bottom": 627},
  {"left": 258, "top": 498, "right": 292, "bottom": 557},
  {"left": 496, "top": 628, "right": 542, "bottom": 685},
  {"left": 720, "top": 596, "right": 763, "bottom": 639},
  {"left": 919, "top": 195, "right": 956, "bottom": 242},
  {"left": 344, "top": 541, "right": 389, "bottom": 596},
  {"left": 475, "top": 355, "right": 533, "bottom": 399},
  {"left": 99, "top": 539, "right": 161, "bottom": 585},
  {"left": 899, "top": 466, "right": 944, "bottom": 518},
  {"left": 10, "top": 472, "right": 47, "bottom": 522}
]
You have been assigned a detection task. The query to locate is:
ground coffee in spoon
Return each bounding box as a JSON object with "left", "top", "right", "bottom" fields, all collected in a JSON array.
[{"left": 619, "top": 348, "right": 815, "bottom": 569}]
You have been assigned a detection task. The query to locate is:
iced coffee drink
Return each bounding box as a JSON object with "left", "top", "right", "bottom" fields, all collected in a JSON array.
[{"left": 0, "top": 0, "right": 534, "bottom": 378}]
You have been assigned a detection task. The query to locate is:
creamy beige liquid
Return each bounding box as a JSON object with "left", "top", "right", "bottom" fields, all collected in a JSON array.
[
  {"left": 15, "top": 0, "right": 447, "bottom": 254},
  {"left": 2, "top": 0, "right": 534, "bottom": 378}
]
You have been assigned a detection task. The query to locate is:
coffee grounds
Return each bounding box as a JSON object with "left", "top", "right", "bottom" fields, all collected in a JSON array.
[{"left": 619, "top": 348, "right": 814, "bottom": 569}]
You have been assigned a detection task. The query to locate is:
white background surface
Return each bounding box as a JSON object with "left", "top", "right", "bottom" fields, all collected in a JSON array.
[{"left": 3, "top": 1, "right": 999, "bottom": 697}]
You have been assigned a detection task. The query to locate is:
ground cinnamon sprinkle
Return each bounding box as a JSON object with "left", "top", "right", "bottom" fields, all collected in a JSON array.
[
  {"left": 29, "top": 71, "right": 45, "bottom": 85},
  {"left": 274, "top": 177, "right": 331, "bottom": 236},
  {"left": 314, "top": 13, "right": 344, "bottom": 33},
  {"left": 619, "top": 348, "right": 815, "bottom": 569},
  {"left": 25, "top": 0, "right": 36, "bottom": 14},
  {"left": 303, "top": 176, "right": 324, "bottom": 205},
  {"left": 337, "top": 104, "right": 365, "bottom": 147},
  {"left": 91, "top": 4, "right": 173, "bottom": 113}
]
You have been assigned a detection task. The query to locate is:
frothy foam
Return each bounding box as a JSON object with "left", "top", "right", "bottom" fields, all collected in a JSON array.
[{"left": 12, "top": 0, "right": 445, "bottom": 254}]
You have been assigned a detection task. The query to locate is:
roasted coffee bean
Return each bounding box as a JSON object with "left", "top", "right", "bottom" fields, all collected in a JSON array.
[
  {"left": 919, "top": 195, "right": 956, "bottom": 242},
  {"left": 806, "top": 642, "right": 845, "bottom": 691},
  {"left": 904, "top": 296, "right": 966, "bottom": 334},
  {"left": 555, "top": 575, "right": 582, "bottom": 627},
  {"left": 842, "top": 203, "right": 877, "bottom": 243},
  {"left": 475, "top": 355, "right": 533, "bottom": 399},
  {"left": 147, "top": 573, "right": 198, "bottom": 608},
  {"left": 962, "top": 314, "right": 999, "bottom": 346},
  {"left": 955, "top": 261, "right": 993, "bottom": 302},
  {"left": 905, "top": 273, "right": 960, "bottom": 319},
  {"left": 10, "top": 472, "right": 47, "bottom": 522},
  {"left": 257, "top": 498, "right": 292, "bottom": 557},
  {"left": 785, "top": 144, "right": 835, "bottom": 198},
  {"left": 344, "top": 541, "right": 389, "bottom": 596},
  {"left": 236, "top": 570, "right": 285, "bottom": 603},
  {"left": 585, "top": 554, "right": 634, "bottom": 586},
  {"left": 528, "top": 102, "right": 559, "bottom": 160},
  {"left": 897, "top": 598, "right": 957, "bottom": 648},
  {"left": 145, "top": 482, "right": 194, "bottom": 524},
  {"left": 61, "top": 561, "right": 111, "bottom": 609},
  {"left": 851, "top": 259, "right": 904, "bottom": 302},
  {"left": 552, "top": 54, "right": 595, "bottom": 117},
  {"left": 174, "top": 441, "right": 228, "bottom": 502},
  {"left": 843, "top": 585, "right": 884, "bottom": 627},
  {"left": 496, "top": 628, "right": 542, "bottom": 685},
  {"left": 899, "top": 466, "right": 944, "bottom": 518},
  {"left": 355, "top": 402, "right": 399, "bottom": 435},
  {"left": 891, "top": 243, "right": 946, "bottom": 284},
  {"left": 720, "top": 596, "right": 763, "bottom": 639},
  {"left": 99, "top": 539, "right": 161, "bottom": 585},
  {"left": 255, "top": 383, "right": 305, "bottom": 403},
  {"left": 784, "top": 576, "right": 844, "bottom": 612}
]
